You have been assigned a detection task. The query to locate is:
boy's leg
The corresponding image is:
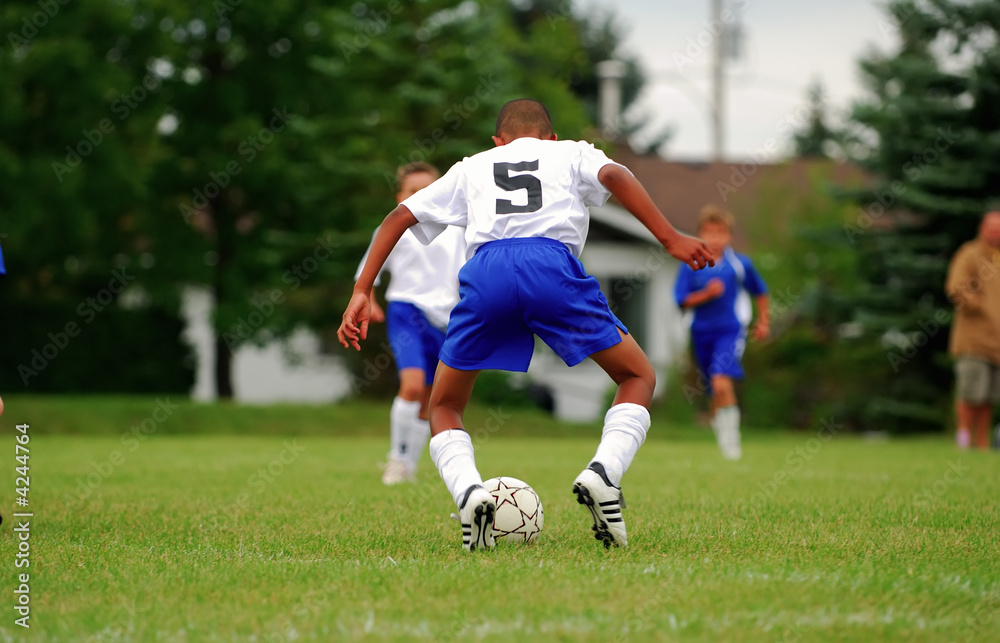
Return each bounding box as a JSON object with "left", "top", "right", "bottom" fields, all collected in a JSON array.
[
  {"left": 573, "top": 330, "right": 655, "bottom": 548},
  {"left": 427, "top": 362, "right": 495, "bottom": 551},
  {"left": 711, "top": 374, "right": 741, "bottom": 460},
  {"left": 588, "top": 329, "right": 656, "bottom": 482},
  {"left": 383, "top": 368, "right": 424, "bottom": 485},
  {"left": 402, "top": 323, "right": 447, "bottom": 474},
  {"left": 401, "top": 385, "right": 433, "bottom": 475},
  {"left": 703, "top": 329, "right": 745, "bottom": 460}
]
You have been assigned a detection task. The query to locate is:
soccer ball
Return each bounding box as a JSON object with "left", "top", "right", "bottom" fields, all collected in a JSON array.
[{"left": 483, "top": 476, "right": 544, "bottom": 544}]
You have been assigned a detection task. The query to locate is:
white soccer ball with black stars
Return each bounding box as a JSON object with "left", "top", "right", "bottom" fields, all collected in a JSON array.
[{"left": 483, "top": 476, "right": 544, "bottom": 544}]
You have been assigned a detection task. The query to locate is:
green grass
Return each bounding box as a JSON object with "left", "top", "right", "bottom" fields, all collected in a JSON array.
[{"left": 2, "top": 396, "right": 999, "bottom": 641}]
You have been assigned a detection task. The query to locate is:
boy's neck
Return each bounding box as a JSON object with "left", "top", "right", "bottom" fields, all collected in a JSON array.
[{"left": 492, "top": 132, "right": 557, "bottom": 147}]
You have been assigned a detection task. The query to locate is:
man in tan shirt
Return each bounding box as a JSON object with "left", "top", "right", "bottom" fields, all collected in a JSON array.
[{"left": 945, "top": 210, "right": 1000, "bottom": 449}]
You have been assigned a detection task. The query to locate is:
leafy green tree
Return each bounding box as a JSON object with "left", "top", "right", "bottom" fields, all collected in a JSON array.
[
  {"left": 0, "top": 1, "right": 152, "bottom": 300},
  {"left": 1, "top": 0, "right": 641, "bottom": 398},
  {"left": 839, "top": 0, "right": 1000, "bottom": 431},
  {"left": 130, "top": 0, "right": 550, "bottom": 397}
]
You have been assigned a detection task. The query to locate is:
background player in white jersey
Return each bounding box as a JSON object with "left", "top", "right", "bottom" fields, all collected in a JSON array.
[
  {"left": 674, "top": 206, "right": 769, "bottom": 460},
  {"left": 339, "top": 99, "right": 713, "bottom": 551},
  {"left": 355, "top": 162, "right": 466, "bottom": 485}
]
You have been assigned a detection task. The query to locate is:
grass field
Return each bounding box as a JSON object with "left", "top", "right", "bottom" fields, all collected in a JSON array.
[{"left": 3, "top": 396, "right": 999, "bottom": 641}]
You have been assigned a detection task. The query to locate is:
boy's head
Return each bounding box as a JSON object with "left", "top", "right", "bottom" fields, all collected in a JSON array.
[
  {"left": 697, "top": 205, "right": 735, "bottom": 258},
  {"left": 493, "top": 99, "right": 556, "bottom": 145},
  {"left": 395, "top": 162, "right": 439, "bottom": 203}
]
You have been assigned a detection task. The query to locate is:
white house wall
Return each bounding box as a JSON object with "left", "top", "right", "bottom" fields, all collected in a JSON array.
[{"left": 181, "top": 287, "right": 351, "bottom": 404}]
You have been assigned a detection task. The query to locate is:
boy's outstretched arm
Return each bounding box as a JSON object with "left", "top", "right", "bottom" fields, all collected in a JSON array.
[
  {"left": 753, "top": 294, "right": 770, "bottom": 341},
  {"left": 599, "top": 165, "right": 714, "bottom": 270},
  {"left": 680, "top": 279, "right": 725, "bottom": 309},
  {"left": 337, "top": 205, "right": 419, "bottom": 350}
]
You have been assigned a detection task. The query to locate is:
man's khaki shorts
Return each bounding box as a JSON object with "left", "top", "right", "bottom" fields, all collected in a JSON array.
[{"left": 955, "top": 357, "right": 1000, "bottom": 404}]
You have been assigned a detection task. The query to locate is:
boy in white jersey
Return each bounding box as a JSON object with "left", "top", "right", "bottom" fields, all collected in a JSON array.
[
  {"left": 355, "top": 163, "right": 466, "bottom": 484},
  {"left": 339, "top": 100, "right": 713, "bottom": 551}
]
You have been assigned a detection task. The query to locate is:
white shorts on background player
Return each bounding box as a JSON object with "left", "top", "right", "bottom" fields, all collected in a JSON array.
[
  {"left": 401, "top": 137, "right": 624, "bottom": 256},
  {"left": 355, "top": 225, "right": 466, "bottom": 330}
]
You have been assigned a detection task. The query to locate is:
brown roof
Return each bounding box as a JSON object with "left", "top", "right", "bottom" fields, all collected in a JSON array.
[{"left": 611, "top": 147, "right": 870, "bottom": 252}]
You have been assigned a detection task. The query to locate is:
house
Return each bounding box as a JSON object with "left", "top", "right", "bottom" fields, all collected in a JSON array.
[{"left": 181, "top": 287, "right": 352, "bottom": 403}]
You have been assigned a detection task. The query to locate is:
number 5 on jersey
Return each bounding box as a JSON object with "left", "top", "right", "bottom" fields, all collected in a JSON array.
[{"left": 494, "top": 161, "right": 542, "bottom": 214}]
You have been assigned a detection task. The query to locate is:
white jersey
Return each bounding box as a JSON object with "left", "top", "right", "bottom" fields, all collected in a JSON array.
[
  {"left": 401, "top": 138, "right": 622, "bottom": 258},
  {"left": 355, "top": 225, "right": 466, "bottom": 330}
]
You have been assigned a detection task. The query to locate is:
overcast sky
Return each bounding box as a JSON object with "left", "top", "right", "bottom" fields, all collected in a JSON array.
[{"left": 599, "top": 0, "right": 895, "bottom": 161}]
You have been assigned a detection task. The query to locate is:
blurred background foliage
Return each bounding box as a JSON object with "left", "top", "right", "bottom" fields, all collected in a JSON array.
[
  {"left": 4, "top": 0, "right": 1000, "bottom": 435},
  {"left": 0, "top": 0, "right": 644, "bottom": 397}
]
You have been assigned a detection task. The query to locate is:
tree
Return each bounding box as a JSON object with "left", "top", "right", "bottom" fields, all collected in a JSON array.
[
  {"left": 130, "top": 0, "right": 553, "bottom": 397},
  {"left": 839, "top": 0, "right": 1000, "bottom": 431},
  {"left": 792, "top": 81, "right": 838, "bottom": 159},
  {"left": 1, "top": 0, "right": 635, "bottom": 398},
  {"left": 0, "top": 2, "right": 152, "bottom": 301}
]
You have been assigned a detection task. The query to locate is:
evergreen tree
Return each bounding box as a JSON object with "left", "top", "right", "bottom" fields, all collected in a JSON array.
[
  {"left": 841, "top": 0, "right": 1000, "bottom": 431},
  {"left": 792, "top": 81, "right": 837, "bottom": 159}
]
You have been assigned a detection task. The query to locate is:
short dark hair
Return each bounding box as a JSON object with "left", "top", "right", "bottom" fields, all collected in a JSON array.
[
  {"left": 495, "top": 99, "right": 553, "bottom": 139},
  {"left": 698, "top": 205, "right": 735, "bottom": 231},
  {"left": 395, "top": 162, "right": 439, "bottom": 188}
]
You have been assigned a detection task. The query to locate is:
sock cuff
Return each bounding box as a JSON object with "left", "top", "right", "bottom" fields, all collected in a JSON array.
[
  {"left": 392, "top": 397, "right": 422, "bottom": 412},
  {"left": 604, "top": 402, "right": 651, "bottom": 428},
  {"left": 603, "top": 402, "right": 650, "bottom": 447},
  {"left": 429, "top": 429, "right": 472, "bottom": 466}
]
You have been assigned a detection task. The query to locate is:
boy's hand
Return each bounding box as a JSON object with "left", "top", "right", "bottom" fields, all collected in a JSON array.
[
  {"left": 666, "top": 233, "right": 715, "bottom": 271},
  {"left": 337, "top": 291, "right": 372, "bottom": 351},
  {"left": 703, "top": 278, "right": 725, "bottom": 299},
  {"left": 753, "top": 319, "right": 771, "bottom": 342}
]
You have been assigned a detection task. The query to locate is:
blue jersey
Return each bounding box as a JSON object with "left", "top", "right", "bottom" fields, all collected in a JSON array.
[
  {"left": 674, "top": 247, "right": 767, "bottom": 333},
  {"left": 0, "top": 242, "right": 5, "bottom": 274}
]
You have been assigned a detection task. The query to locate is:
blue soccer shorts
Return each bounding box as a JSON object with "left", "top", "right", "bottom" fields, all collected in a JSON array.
[
  {"left": 691, "top": 326, "right": 747, "bottom": 391},
  {"left": 386, "top": 302, "right": 446, "bottom": 385},
  {"left": 440, "top": 237, "right": 628, "bottom": 372}
]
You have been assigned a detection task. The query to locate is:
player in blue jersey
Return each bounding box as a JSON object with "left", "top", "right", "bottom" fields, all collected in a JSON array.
[
  {"left": 674, "top": 206, "right": 770, "bottom": 460},
  {"left": 339, "top": 99, "right": 713, "bottom": 551}
]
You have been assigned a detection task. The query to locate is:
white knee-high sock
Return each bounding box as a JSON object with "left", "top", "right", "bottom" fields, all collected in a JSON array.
[
  {"left": 390, "top": 397, "right": 420, "bottom": 460},
  {"left": 406, "top": 418, "right": 431, "bottom": 471},
  {"left": 590, "top": 402, "right": 650, "bottom": 487},
  {"left": 429, "top": 430, "right": 484, "bottom": 507},
  {"left": 710, "top": 411, "right": 724, "bottom": 449},
  {"left": 715, "top": 405, "right": 741, "bottom": 459}
]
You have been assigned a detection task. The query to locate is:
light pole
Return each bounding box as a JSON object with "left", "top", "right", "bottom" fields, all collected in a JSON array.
[{"left": 710, "top": 0, "right": 725, "bottom": 162}]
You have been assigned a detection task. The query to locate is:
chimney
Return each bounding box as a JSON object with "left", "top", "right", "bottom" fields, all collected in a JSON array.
[{"left": 595, "top": 59, "right": 627, "bottom": 141}]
